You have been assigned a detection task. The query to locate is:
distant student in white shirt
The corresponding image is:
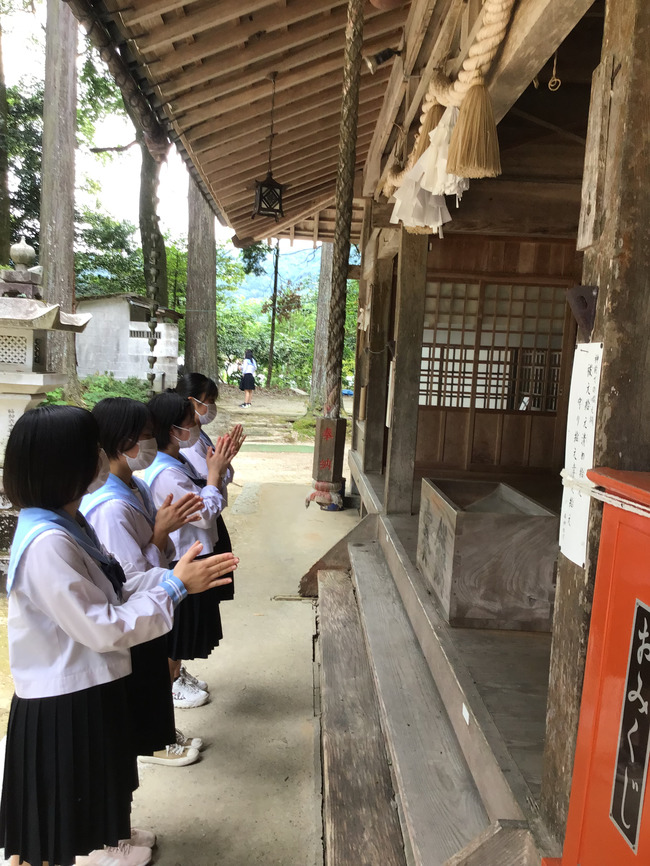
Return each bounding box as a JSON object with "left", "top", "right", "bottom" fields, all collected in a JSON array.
[
  {"left": 176, "top": 372, "right": 245, "bottom": 605},
  {"left": 145, "top": 391, "right": 236, "bottom": 707},
  {"left": 239, "top": 349, "right": 257, "bottom": 408},
  {"left": 81, "top": 397, "right": 207, "bottom": 768},
  {"left": 0, "top": 405, "right": 237, "bottom": 866}
]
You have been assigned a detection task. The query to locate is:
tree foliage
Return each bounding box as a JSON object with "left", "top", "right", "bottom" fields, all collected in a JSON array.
[
  {"left": 240, "top": 240, "right": 271, "bottom": 276},
  {"left": 3, "top": 34, "right": 128, "bottom": 253},
  {"left": 77, "top": 48, "right": 125, "bottom": 147},
  {"left": 218, "top": 278, "right": 359, "bottom": 390},
  {"left": 75, "top": 207, "right": 145, "bottom": 296},
  {"left": 5, "top": 78, "right": 42, "bottom": 249}
]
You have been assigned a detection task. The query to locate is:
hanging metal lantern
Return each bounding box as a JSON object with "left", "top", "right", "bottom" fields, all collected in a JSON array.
[
  {"left": 253, "top": 171, "right": 284, "bottom": 220},
  {"left": 252, "top": 73, "right": 284, "bottom": 221}
]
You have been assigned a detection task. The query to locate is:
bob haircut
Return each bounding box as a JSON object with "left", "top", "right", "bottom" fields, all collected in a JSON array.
[
  {"left": 245, "top": 349, "right": 254, "bottom": 360},
  {"left": 4, "top": 405, "right": 99, "bottom": 509},
  {"left": 176, "top": 372, "right": 218, "bottom": 402},
  {"left": 148, "top": 391, "right": 193, "bottom": 451},
  {"left": 92, "top": 397, "right": 151, "bottom": 459}
]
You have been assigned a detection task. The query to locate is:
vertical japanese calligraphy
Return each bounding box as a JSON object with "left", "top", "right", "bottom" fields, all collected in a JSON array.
[
  {"left": 559, "top": 342, "right": 604, "bottom": 567},
  {"left": 611, "top": 600, "right": 650, "bottom": 851}
]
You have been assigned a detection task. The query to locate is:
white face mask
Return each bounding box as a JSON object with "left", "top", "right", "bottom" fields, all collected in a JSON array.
[
  {"left": 87, "top": 448, "right": 110, "bottom": 494},
  {"left": 124, "top": 437, "right": 157, "bottom": 471},
  {"left": 195, "top": 399, "right": 217, "bottom": 426},
  {"left": 172, "top": 424, "right": 200, "bottom": 449}
]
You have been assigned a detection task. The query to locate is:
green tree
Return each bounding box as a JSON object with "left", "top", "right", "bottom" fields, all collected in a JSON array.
[
  {"left": 240, "top": 240, "right": 271, "bottom": 276},
  {"left": 2, "top": 25, "right": 132, "bottom": 256},
  {"left": 77, "top": 48, "right": 126, "bottom": 147},
  {"left": 5, "top": 78, "right": 43, "bottom": 250},
  {"left": 74, "top": 207, "right": 145, "bottom": 296}
]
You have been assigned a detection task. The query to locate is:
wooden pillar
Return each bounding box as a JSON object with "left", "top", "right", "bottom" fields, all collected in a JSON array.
[
  {"left": 363, "top": 252, "right": 393, "bottom": 474},
  {"left": 383, "top": 229, "right": 428, "bottom": 514},
  {"left": 41, "top": 0, "right": 77, "bottom": 380},
  {"left": 185, "top": 176, "right": 217, "bottom": 380},
  {"left": 310, "top": 241, "right": 333, "bottom": 410},
  {"left": 351, "top": 199, "right": 373, "bottom": 453},
  {"left": 541, "top": 0, "right": 650, "bottom": 841}
]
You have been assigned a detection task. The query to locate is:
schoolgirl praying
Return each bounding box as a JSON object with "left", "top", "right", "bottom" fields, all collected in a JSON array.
[
  {"left": 81, "top": 396, "right": 207, "bottom": 769},
  {"left": 176, "top": 372, "right": 245, "bottom": 609},
  {"left": 0, "top": 405, "right": 237, "bottom": 866},
  {"left": 145, "top": 391, "right": 235, "bottom": 708}
]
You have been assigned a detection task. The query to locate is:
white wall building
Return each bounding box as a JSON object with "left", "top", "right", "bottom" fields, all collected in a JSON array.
[{"left": 76, "top": 294, "right": 180, "bottom": 390}]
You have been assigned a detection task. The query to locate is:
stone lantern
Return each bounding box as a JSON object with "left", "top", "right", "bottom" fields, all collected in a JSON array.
[{"left": 0, "top": 241, "right": 91, "bottom": 576}]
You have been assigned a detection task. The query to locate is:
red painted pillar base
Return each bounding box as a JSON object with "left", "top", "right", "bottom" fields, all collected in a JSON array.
[{"left": 307, "top": 417, "right": 347, "bottom": 509}]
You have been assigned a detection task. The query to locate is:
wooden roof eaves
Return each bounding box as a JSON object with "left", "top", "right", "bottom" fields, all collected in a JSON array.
[
  {"left": 196, "top": 87, "right": 387, "bottom": 167},
  {"left": 134, "top": 0, "right": 277, "bottom": 55},
  {"left": 157, "top": 5, "right": 355, "bottom": 101},
  {"left": 144, "top": 0, "right": 345, "bottom": 79},
  {"left": 236, "top": 192, "right": 337, "bottom": 246},
  {"left": 159, "top": 5, "right": 405, "bottom": 113},
  {"left": 202, "top": 122, "right": 377, "bottom": 192},
  {"left": 217, "top": 144, "right": 373, "bottom": 210},
  {"left": 171, "top": 31, "right": 399, "bottom": 132},
  {"left": 182, "top": 69, "right": 391, "bottom": 148}
]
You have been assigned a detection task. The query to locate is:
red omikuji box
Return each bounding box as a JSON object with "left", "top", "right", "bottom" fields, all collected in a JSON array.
[{"left": 545, "top": 469, "right": 650, "bottom": 866}]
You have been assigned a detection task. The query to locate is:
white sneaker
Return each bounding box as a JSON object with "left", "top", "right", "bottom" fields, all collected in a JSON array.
[
  {"left": 176, "top": 727, "right": 204, "bottom": 750},
  {"left": 172, "top": 676, "right": 209, "bottom": 708},
  {"left": 180, "top": 664, "right": 209, "bottom": 692},
  {"left": 76, "top": 842, "right": 152, "bottom": 866},
  {"left": 138, "top": 743, "right": 199, "bottom": 766},
  {"left": 121, "top": 829, "right": 156, "bottom": 848}
]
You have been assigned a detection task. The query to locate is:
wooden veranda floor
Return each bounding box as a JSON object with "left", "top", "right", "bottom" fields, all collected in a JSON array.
[{"left": 389, "top": 512, "right": 551, "bottom": 802}]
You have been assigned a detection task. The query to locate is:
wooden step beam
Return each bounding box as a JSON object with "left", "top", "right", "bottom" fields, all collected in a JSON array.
[
  {"left": 318, "top": 570, "right": 406, "bottom": 866},
  {"left": 349, "top": 541, "right": 490, "bottom": 865},
  {"left": 443, "top": 820, "right": 539, "bottom": 866}
]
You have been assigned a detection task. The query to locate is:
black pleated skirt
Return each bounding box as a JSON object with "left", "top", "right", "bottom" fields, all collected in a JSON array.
[
  {"left": 0, "top": 678, "right": 138, "bottom": 866},
  {"left": 239, "top": 372, "right": 256, "bottom": 391},
  {"left": 214, "top": 514, "right": 235, "bottom": 602},
  {"left": 127, "top": 634, "right": 175, "bottom": 755}
]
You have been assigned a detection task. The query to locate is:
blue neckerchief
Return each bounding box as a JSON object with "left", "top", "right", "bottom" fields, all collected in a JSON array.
[
  {"left": 144, "top": 451, "right": 207, "bottom": 490},
  {"left": 80, "top": 473, "right": 156, "bottom": 528},
  {"left": 7, "top": 507, "right": 126, "bottom": 596},
  {"left": 200, "top": 429, "right": 213, "bottom": 448}
]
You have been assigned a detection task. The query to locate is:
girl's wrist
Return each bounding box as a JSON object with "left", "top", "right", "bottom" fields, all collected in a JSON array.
[{"left": 152, "top": 527, "right": 169, "bottom": 551}]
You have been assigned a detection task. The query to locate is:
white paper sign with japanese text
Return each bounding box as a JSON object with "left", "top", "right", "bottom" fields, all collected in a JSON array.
[{"left": 559, "top": 342, "right": 604, "bottom": 567}]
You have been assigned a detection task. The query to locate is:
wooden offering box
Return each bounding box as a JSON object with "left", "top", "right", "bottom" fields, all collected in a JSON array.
[{"left": 417, "top": 478, "right": 559, "bottom": 631}]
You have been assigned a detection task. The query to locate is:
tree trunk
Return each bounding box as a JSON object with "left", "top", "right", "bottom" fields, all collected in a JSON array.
[
  {"left": 266, "top": 242, "right": 279, "bottom": 388},
  {"left": 138, "top": 130, "right": 168, "bottom": 309},
  {"left": 310, "top": 241, "right": 334, "bottom": 411},
  {"left": 185, "top": 176, "right": 217, "bottom": 379},
  {"left": 540, "top": 0, "right": 650, "bottom": 841},
  {"left": 0, "top": 22, "right": 10, "bottom": 264},
  {"left": 41, "top": 0, "right": 82, "bottom": 402}
]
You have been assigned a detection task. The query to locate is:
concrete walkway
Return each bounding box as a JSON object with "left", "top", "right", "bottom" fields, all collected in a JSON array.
[
  {"left": 133, "top": 478, "right": 358, "bottom": 865},
  {"left": 1, "top": 460, "right": 359, "bottom": 866}
]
